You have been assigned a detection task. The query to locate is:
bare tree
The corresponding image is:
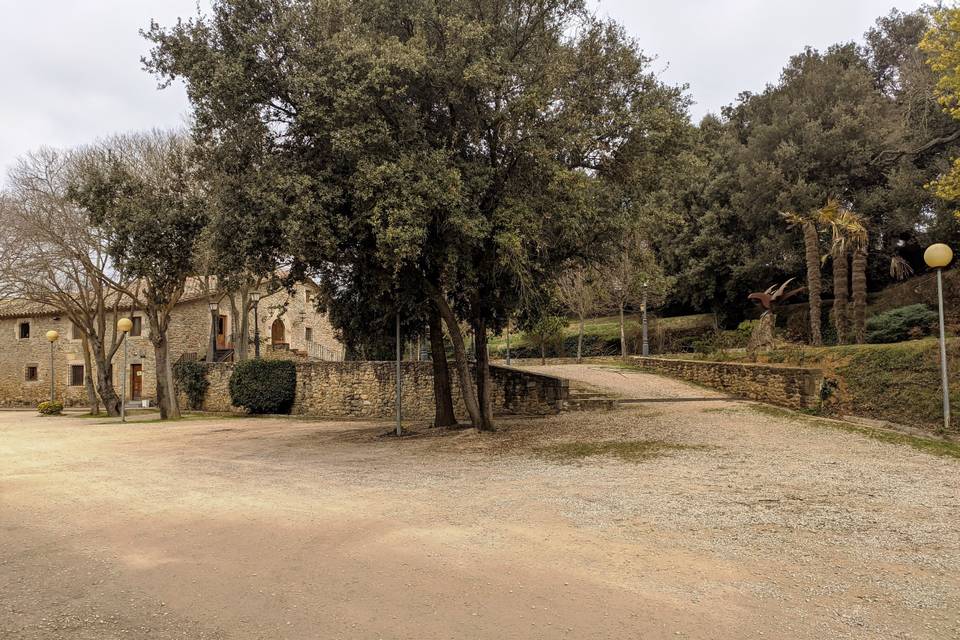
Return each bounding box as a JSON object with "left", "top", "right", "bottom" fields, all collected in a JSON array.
[
  {"left": 1, "top": 149, "right": 135, "bottom": 415},
  {"left": 598, "top": 232, "right": 669, "bottom": 357},
  {"left": 555, "top": 266, "right": 599, "bottom": 362}
]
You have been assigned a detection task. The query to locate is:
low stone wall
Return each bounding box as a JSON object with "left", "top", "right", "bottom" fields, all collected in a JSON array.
[
  {"left": 189, "top": 361, "right": 568, "bottom": 420},
  {"left": 492, "top": 356, "right": 625, "bottom": 366},
  {"left": 628, "top": 357, "right": 823, "bottom": 410}
]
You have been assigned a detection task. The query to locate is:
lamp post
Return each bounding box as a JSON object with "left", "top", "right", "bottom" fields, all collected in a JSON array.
[
  {"left": 395, "top": 311, "right": 402, "bottom": 437},
  {"left": 925, "top": 243, "right": 954, "bottom": 432},
  {"left": 613, "top": 279, "right": 626, "bottom": 357},
  {"left": 506, "top": 317, "right": 512, "bottom": 366},
  {"left": 208, "top": 299, "right": 219, "bottom": 363},
  {"left": 45, "top": 330, "right": 59, "bottom": 403},
  {"left": 117, "top": 317, "right": 133, "bottom": 423},
  {"left": 250, "top": 290, "right": 262, "bottom": 359},
  {"left": 641, "top": 281, "right": 650, "bottom": 357}
]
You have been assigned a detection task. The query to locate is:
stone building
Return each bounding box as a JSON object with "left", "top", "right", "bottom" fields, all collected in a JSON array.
[{"left": 0, "top": 280, "right": 342, "bottom": 407}]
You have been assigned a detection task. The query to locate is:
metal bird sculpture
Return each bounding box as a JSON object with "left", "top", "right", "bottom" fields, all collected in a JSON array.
[{"left": 748, "top": 278, "right": 806, "bottom": 313}]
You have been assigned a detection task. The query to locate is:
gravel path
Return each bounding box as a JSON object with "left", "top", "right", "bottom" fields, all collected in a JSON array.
[
  {"left": 519, "top": 362, "right": 730, "bottom": 401},
  {"left": 2, "top": 367, "right": 959, "bottom": 639}
]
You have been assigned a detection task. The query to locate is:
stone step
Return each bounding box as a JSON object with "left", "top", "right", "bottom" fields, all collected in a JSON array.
[
  {"left": 567, "top": 392, "right": 609, "bottom": 400},
  {"left": 564, "top": 383, "right": 620, "bottom": 411},
  {"left": 563, "top": 397, "right": 621, "bottom": 411}
]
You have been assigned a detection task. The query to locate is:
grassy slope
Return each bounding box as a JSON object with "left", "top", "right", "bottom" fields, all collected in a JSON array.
[
  {"left": 488, "top": 313, "right": 715, "bottom": 351},
  {"left": 682, "top": 338, "right": 960, "bottom": 432}
]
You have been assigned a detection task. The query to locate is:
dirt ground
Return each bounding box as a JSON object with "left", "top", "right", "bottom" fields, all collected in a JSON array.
[{"left": 2, "top": 364, "right": 959, "bottom": 640}]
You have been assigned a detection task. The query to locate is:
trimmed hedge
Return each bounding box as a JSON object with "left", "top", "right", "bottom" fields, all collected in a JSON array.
[
  {"left": 229, "top": 359, "right": 297, "bottom": 414},
  {"left": 37, "top": 401, "right": 63, "bottom": 416}
]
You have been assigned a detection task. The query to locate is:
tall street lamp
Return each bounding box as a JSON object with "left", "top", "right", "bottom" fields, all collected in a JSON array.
[
  {"left": 208, "top": 299, "right": 219, "bottom": 363},
  {"left": 117, "top": 317, "right": 133, "bottom": 423},
  {"left": 641, "top": 281, "right": 650, "bottom": 357},
  {"left": 925, "top": 243, "right": 953, "bottom": 432},
  {"left": 250, "top": 290, "right": 262, "bottom": 359},
  {"left": 45, "top": 330, "right": 59, "bottom": 403},
  {"left": 395, "top": 311, "right": 402, "bottom": 437},
  {"left": 612, "top": 279, "right": 626, "bottom": 357}
]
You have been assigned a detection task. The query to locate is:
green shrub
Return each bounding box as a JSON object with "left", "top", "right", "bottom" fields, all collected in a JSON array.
[
  {"left": 173, "top": 360, "right": 209, "bottom": 410},
  {"left": 866, "top": 304, "right": 938, "bottom": 344},
  {"left": 229, "top": 359, "right": 297, "bottom": 414},
  {"left": 37, "top": 401, "right": 64, "bottom": 416}
]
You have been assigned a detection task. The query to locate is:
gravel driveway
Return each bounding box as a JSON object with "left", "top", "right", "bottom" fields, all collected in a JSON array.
[{"left": 2, "top": 365, "right": 959, "bottom": 639}]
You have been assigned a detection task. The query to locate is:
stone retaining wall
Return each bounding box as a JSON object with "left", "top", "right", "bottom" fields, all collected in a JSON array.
[
  {"left": 492, "top": 356, "right": 625, "bottom": 366},
  {"left": 189, "top": 361, "right": 568, "bottom": 420},
  {"left": 628, "top": 357, "right": 823, "bottom": 410}
]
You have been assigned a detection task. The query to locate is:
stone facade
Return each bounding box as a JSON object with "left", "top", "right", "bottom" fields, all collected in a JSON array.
[
  {"left": 0, "top": 282, "right": 342, "bottom": 407},
  {"left": 191, "top": 361, "right": 569, "bottom": 419},
  {"left": 628, "top": 356, "right": 824, "bottom": 410}
]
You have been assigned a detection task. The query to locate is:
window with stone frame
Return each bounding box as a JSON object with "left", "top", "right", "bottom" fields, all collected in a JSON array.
[
  {"left": 25, "top": 365, "right": 38, "bottom": 382},
  {"left": 70, "top": 364, "right": 84, "bottom": 386},
  {"left": 305, "top": 327, "right": 313, "bottom": 342},
  {"left": 130, "top": 316, "right": 142, "bottom": 337},
  {"left": 71, "top": 322, "right": 82, "bottom": 340},
  {"left": 18, "top": 321, "right": 30, "bottom": 339}
]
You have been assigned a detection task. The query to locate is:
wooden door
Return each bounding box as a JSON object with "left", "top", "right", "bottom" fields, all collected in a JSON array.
[
  {"left": 130, "top": 364, "right": 143, "bottom": 400},
  {"left": 216, "top": 315, "right": 228, "bottom": 349},
  {"left": 271, "top": 319, "right": 285, "bottom": 345}
]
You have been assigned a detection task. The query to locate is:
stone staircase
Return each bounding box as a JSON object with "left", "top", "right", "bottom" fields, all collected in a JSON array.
[{"left": 563, "top": 384, "right": 632, "bottom": 412}]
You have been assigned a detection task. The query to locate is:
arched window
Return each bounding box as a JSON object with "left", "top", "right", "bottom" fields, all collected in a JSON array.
[{"left": 271, "top": 319, "right": 286, "bottom": 345}]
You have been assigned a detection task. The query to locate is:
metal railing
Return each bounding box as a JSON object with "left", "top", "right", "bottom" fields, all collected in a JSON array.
[{"left": 305, "top": 340, "right": 344, "bottom": 361}]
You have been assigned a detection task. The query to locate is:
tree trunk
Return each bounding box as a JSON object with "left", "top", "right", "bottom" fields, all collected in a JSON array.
[
  {"left": 431, "top": 292, "right": 482, "bottom": 428},
  {"left": 803, "top": 220, "right": 823, "bottom": 346},
  {"left": 148, "top": 313, "right": 181, "bottom": 420},
  {"left": 833, "top": 247, "right": 849, "bottom": 344},
  {"left": 428, "top": 307, "right": 457, "bottom": 427},
  {"left": 851, "top": 234, "right": 868, "bottom": 344},
  {"left": 228, "top": 290, "right": 253, "bottom": 361},
  {"left": 619, "top": 300, "right": 627, "bottom": 357},
  {"left": 90, "top": 336, "right": 121, "bottom": 416},
  {"left": 577, "top": 312, "right": 584, "bottom": 363},
  {"left": 473, "top": 317, "right": 495, "bottom": 431},
  {"left": 81, "top": 336, "right": 99, "bottom": 415}
]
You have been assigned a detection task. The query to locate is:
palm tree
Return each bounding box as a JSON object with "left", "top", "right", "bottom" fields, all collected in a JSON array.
[
  {"left": 782, "top": 211, "right": 823, "bottom": 346},
  {"left": 817, "top": 201, "right": 869, "bottom": 343},
  {"left": 817, "top": 199, "right": 857, "bottom": 344},
  {"left": 818, "top": 201, "right": 915, "bottom": 345}
]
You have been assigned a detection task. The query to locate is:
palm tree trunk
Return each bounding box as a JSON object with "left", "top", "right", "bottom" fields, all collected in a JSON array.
[
  {"left": 851, "top": 233, "right": 868, "bottom": 344},
  {"left": 833, "top": 247, "right": 848, "bottom": 344},
  {"left": 803, "top": 220, "right": 822, "bottom": 346}
]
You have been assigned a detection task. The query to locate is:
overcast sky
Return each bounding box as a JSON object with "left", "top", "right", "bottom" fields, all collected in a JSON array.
[{"left": 0, "top": 0, "right": 927, "bottom": 184}]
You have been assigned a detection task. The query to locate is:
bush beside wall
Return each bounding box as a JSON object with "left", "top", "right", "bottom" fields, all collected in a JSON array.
[
  {"left": 229, "top": 359, "right": 297, "bottom": 414},
  {"left": 173, "top": 360, "right": 209, "bottom": 410}
]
